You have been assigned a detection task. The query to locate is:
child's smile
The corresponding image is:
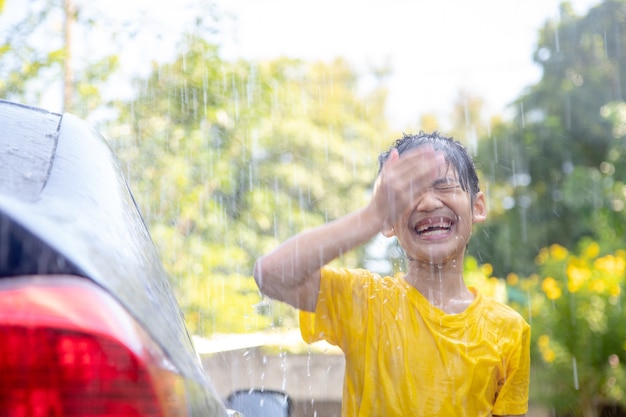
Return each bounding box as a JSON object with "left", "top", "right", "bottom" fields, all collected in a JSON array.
[
  {"left": 414, "top": 216, "right": 455, "bottom": 240},
  {"left": 392, "top": 162, "right": 484, "bottom": 265}
]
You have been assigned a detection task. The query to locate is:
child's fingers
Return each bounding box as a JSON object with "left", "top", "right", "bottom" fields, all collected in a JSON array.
[
  {"left": 397, "top": 145, "right": 446, "bottom": 183},
  {"left": 380, "top": 148, "right": 400, "bottom": 173},
  {"left": 374, "top": 145, "right": 447, "bottom": 231}
]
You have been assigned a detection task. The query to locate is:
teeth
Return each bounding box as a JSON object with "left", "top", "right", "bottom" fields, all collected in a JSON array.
[
  {"left": 416, "top": 220, "right": 452, "bottom": 234},
  {"left": 418, "top": 226, "right": 450, "bottom": 235}
]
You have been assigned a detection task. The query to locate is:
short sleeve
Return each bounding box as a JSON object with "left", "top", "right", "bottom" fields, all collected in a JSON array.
[
  {"left": 300, "top": 266, "right": 372, "bottom": 349},
  {"left": 492, "top": 319, "right": 531, "bottom": 416}
]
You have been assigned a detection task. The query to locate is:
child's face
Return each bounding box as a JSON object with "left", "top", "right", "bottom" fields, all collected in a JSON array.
[{"left": 391, "top": 152, "right": 486, "bottom": 265}]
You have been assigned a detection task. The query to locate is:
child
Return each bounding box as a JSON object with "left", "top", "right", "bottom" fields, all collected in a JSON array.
[{"left": 254, "top": 131, "right": 530, "bottom": 416}]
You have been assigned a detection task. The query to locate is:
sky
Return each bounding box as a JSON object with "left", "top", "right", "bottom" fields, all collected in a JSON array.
[
  {"left": 211, "top": 0, "right": 601, "bottom": 129},
  {"left": 4, "top": 0, "right": 601, "bottom": 130}
]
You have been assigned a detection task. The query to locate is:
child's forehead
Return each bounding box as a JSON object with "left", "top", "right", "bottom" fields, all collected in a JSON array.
[
  {"left": 432, "top": 159, "right": 460, "bottom": 178},
  {"left": 432, "top": 162, "right": 468, "bottom": 188},
  {"left": 393, "top": 137, "right": 478, "bottom": 195},
  {"left": 399, "top": 145, "right": 459, "bottom": 175}
]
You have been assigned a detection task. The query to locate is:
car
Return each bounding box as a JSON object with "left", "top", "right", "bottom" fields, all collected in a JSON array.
[{"left": 0, "top": 99, "right": 291, "bottom": 417}]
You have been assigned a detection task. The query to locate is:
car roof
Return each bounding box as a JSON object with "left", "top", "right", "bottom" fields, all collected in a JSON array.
[{"left": 0, "top": 101, "right": 59, "bottom": 202}]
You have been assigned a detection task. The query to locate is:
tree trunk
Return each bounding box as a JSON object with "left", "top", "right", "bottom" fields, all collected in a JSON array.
[{"left": 63, "top": 0, "right": 75, "bottom": 112}]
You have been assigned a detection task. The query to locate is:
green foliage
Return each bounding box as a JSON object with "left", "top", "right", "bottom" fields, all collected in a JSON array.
[
  {"left": 507, "top": 240, "right": 626, "bottom": 416},
  {"left": 471, "top": 0, "right": 626, "bottom": 277},
  {"left": 9, "top": 17, "right": 626, "bottom": 417},
  {"left": 0, "top": 1, "right": 121, "bottom": 116},
  {"left": 108, "top": 36, "right": 391, "bottom": 336}
]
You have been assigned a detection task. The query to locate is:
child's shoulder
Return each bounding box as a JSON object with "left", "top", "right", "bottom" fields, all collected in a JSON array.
[
  {"left": 478, "top": 291, "right": 529, "bottom": 326},
  {"left": 323, "top": 266, "right": 407, "bottom": 293}
]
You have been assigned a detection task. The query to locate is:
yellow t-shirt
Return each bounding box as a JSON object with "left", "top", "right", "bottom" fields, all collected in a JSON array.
[{"left": 300, "top": 267, "right": 530, "bottom": 417}]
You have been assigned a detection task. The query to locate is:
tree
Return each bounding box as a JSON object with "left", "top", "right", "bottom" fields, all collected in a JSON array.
[
  {"left": 0, "top": 0, "right": 219, "bottom": 118},
  {"left": 472, "top": 0, "right": 626, "bottom": 277},
  {"left": 1, "top": 1, "right": 65, "bottom": 105},
  {"left": 0, "top": 0, "right": 128, "bottom": 117},
  {"left": 108, "top": 36, "right": 392, "bottom": 335}
]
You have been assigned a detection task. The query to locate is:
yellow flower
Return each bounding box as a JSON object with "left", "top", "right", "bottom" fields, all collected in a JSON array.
[
  {"left": 541, "top": 348, "right": 556, "bottom": 363},
  {"left": 520, "top": 274, "right": 539, "bottom": 291},
  {"left": 538, "top": 334, "right": 550, "bottom": 348},
  {"left": 589, "top": 279, "right": 607, "bottom": 294},
  {"left": 567, "top": 263, "right": 591, "bottom": 293},
  {"left": 550, "top": 244, "right": 569, "bottom": 261},
  {"left": 536, "top": 247, "right": 549, "bottom": 265},
  {"left": 594, "top": 255, "right": 626, "bottom": 277},
  {"left": 583, "top": 241, "right": 601, "bottom": 259},
  {"left": 609, "top": 284, "right": 621, "bottom": 297},
  {"left": 542, "top": 276, "right": 562, "bottom": 300},
  {"left": 507, "top": 273, "right": 519, "bottom": 286},
  {"left": 480, "top": 263, "right": 493, "bottom": 277},
  {"left": 537, "top": 335, "right": 556, "bottom": 363}
]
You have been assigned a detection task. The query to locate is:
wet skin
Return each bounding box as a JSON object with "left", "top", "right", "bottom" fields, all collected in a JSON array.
[
  {"left": 254, "top": 144, "right": 486, "bottom": 314},
  {"left": 375, "top": 145, "right": 487, "bottom": 312}
]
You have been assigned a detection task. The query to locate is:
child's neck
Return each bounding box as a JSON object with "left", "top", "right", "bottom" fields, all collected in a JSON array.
[{"left": 404, "top": 259, "right": 474, "bottom": 314}]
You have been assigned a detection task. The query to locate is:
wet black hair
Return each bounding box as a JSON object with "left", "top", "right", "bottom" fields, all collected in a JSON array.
[{"left": 378, "top": 131, "right": 480, "bottom": 197}]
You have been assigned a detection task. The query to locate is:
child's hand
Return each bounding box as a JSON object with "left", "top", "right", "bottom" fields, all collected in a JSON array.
[{"left": 371, "top": 145, "right": 445, "bottom": 236}]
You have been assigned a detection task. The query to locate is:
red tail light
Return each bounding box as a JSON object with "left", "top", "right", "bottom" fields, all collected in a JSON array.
[{"left": 0, "top": 275, "right": 189, "bottom": 417}]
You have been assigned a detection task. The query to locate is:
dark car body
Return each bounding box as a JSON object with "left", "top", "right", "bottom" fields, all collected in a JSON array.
[{"left": 0, "top": 99, "right": 231, "bottom": 416}]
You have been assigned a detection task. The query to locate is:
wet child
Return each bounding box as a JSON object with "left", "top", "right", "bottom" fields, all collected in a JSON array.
[{"left": 254, "top": 131, "right": 530, "bottom": 416}]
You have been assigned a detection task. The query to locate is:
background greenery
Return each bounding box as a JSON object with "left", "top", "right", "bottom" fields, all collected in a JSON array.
[{"left": 3, "top": 1, "right": 626, "bottom": 415}]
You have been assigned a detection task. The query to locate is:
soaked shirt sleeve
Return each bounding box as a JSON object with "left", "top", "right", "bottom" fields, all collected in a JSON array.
[{"left": 299, "top": 266, "right": 371, "bottom": 349}]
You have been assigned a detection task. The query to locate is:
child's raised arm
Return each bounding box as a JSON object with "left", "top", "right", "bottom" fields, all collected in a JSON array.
[
  {"left": 253, "top": 205, "right": 382, "bottom": 311},
  {"left": 253, "top": 146, "right": 444, "bottom": 311}
]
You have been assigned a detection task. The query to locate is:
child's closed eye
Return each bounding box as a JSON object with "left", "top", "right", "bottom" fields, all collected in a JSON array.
[{"left": 433, "top": 179, "right": 461, "bottom": 192}]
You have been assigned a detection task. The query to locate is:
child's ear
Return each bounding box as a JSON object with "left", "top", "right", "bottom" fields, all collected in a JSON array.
[{"left": 472, "top": 192, "right": 487, "bottom": 223}]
